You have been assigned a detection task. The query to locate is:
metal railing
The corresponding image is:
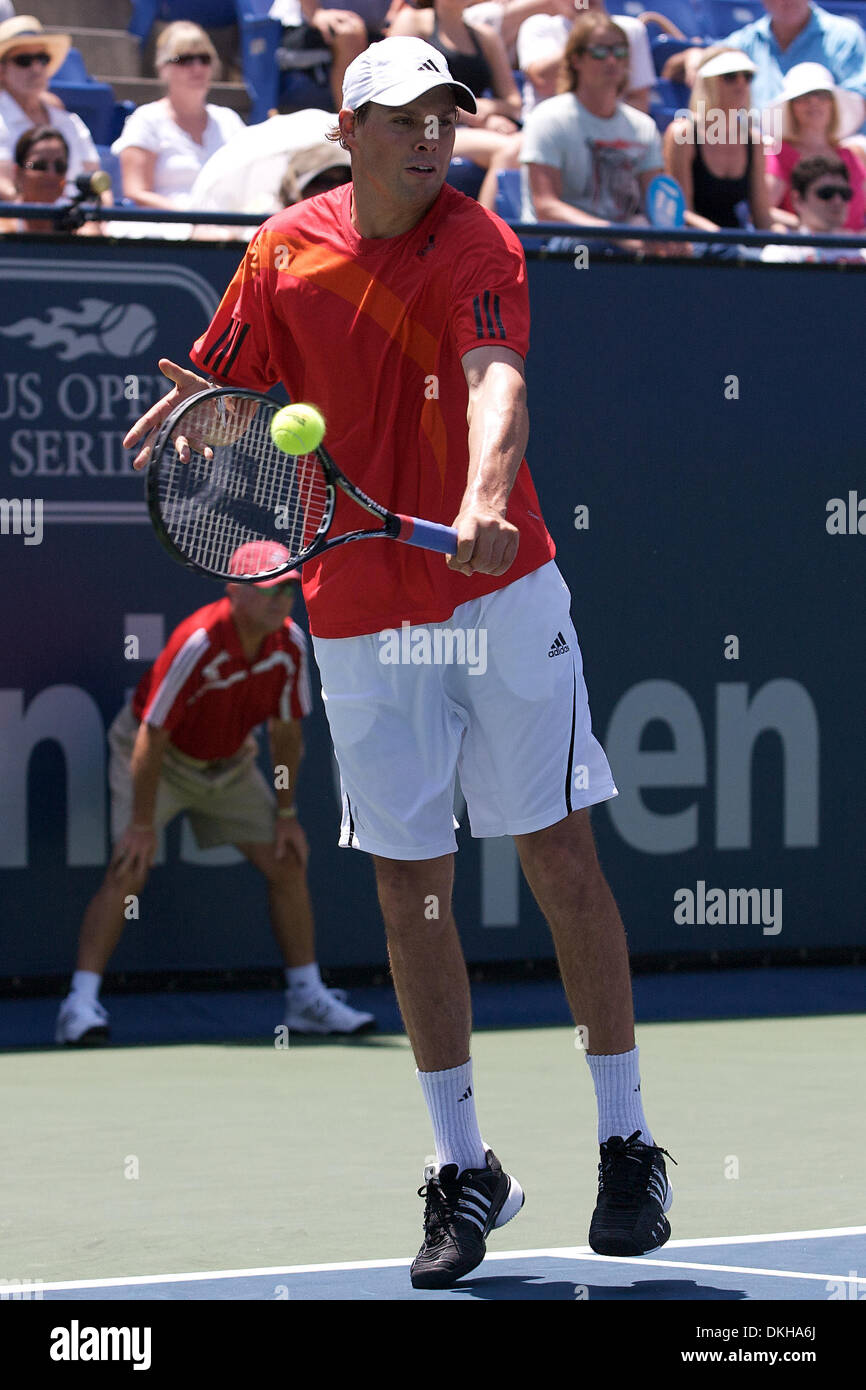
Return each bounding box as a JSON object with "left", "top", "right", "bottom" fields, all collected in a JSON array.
[{"left": 3, "top": 201, "right": 866, "bottom": 253}]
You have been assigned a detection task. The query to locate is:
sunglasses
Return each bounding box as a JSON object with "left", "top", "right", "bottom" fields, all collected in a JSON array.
[
  {"left": 9, "top": 51, "right": 52, "bottom": 68},
  {"left": 811, "top": 184, "right": 853, "bottom": 201},
  {"left": 265, "top": 581, "right": 298, "bottom": 597},
  {"left": 168, "top": 52, "right": 213, "bottom": 66},
  {"left": 583, "top": 44, "right": 629, "bottom": 60},
  {"left": 720, "top": 71, "right": 753, "bottom": 83},
  {"left": 23, "top": 157, "right": 68, "bottom": 173}
]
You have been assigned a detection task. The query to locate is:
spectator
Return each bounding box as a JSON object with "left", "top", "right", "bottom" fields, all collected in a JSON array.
[
  {"left": 519, "top": 12, "right": 665, "bottom": 247},
  {"left": 761, "top": 151, "right": 866, "bottom": 259},
  {"left": 0, "top": 125, "right": 99, "bottom": 233},
  {"left": 663, "top": 48, "right": 774, "bottom": 233},
  {"left": 189, "top": 107, "right": 351, "bottom": 240},
  {"left": 277, "top": 138, "right": 352, "bottom": 202},
  {"left": 0, "top": 15, "right": 101, "bottom": 201},
  {"left": 517, "top": 0, "right": 656, "bottom": 116},
  {"left": 764, "top": 62, "right": 866, "bottom": 229},
  {"left": 111, "top": 21, "right": 244, "bottom": 237},
  {"left": 269, "top": 0, "right": 393, "bottom": 110},
  {"left": 665, "top": 1, "right": 866, "bottom": 115},
  {"left": 389, "top": 0, "right": 523, "bottom": 208}
]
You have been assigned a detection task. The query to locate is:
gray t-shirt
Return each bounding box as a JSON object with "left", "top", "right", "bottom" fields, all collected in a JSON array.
[{"left": 519, "top": 92, "right": 663, "bottom": 223}]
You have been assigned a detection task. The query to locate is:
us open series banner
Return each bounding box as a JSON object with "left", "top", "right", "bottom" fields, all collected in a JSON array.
[{"left": 0, "top": 239, "right": 862, "bottom": 978}]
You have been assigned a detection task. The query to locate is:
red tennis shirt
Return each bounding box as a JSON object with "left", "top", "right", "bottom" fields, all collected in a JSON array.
[
  {"left": 189, "top": 181, "right": 555, "bottom": 639},
  {"left": 131, "top": 598, "right": 312, "bottom": 761}
]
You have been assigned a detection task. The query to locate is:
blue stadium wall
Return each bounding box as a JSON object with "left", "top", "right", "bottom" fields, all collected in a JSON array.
[{"left": 1, "top": 239, "right": 863, "bottom": 981}]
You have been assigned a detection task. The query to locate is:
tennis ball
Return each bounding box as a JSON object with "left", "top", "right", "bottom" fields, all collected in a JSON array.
[{"left": 270, "top": 403, "right": 326, "bottom": 454}]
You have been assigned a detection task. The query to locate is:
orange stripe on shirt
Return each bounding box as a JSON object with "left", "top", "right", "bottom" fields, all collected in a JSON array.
[{"left": 266, "top": 232, "right": 450, "bottom": 486}]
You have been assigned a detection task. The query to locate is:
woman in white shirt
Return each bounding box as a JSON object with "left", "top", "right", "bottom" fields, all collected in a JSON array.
[
  {"left": 0, "top": 15, "right": 100, "bottom": 201},
  {"left": 111, "top": 21, "right": 244, "bottom": 234}
]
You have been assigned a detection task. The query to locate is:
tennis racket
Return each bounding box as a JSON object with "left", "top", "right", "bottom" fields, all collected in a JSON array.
[{"left": 145, "top": 387, "right": 458, "bottom": 582}]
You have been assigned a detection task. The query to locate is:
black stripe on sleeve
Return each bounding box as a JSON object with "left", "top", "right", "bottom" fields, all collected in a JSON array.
[
  {"left": 492, "top": 294, "right": 506, "bottom": 340},
  {"left": 222, "top": 321, "right": 250, "bottom": 379},
  {"left": 483, "top": 289, "right": 495, "bottom": 337},
  {"left": 208, "top": 319, "right": 239, "bottom": 375},
  {"left": 202, "top": 321, "right": 233, "bottom": 368},
  {"left": 473, "top": 294, "right": 484, "bottom": 339}
]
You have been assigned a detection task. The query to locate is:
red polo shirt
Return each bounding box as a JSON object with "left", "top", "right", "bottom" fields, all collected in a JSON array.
[
  {"left": 188, "top": 181, "right": 556, "bottom": 639},
  {"left": 131, "top": 598, "right": 312, "bottom": 760}
]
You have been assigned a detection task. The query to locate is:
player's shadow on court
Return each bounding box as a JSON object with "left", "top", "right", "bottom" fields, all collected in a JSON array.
[{"left": 451, "top": 1277, "right": 749, "bottom": 1301}]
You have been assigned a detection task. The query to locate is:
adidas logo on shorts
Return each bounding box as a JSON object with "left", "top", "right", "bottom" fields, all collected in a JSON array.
[{"left": 548, "top": 631, "right": 570, "bottom": 657}]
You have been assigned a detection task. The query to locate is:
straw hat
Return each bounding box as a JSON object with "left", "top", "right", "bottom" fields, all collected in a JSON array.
[{"left": 0, "top": 16, "right": 71, "bottom": 79}]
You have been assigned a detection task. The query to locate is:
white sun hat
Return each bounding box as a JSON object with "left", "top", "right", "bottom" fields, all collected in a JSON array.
[{"left": 764, "top": 62, "right": 865, "bottom": 140}]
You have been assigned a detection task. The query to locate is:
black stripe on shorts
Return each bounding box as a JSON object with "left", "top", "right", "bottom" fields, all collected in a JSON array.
[{"left": 565, "top": 661, "right": 577, "bottom": 814}]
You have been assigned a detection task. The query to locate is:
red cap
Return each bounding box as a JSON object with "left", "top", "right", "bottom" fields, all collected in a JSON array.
[{"left": 228, "top": 542, "right": 301, "bottom": 588}]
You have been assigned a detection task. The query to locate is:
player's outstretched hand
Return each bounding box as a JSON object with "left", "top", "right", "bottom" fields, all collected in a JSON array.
[
  {"left": 124, "top": 359, "right": 211, "bottom": 471},
  {"left": 447, "top": 502, "right": 519, "bottom": 578}
]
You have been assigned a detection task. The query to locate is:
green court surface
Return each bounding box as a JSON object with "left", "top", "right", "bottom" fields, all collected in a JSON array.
[{"left": 3, "top": 1013, "right": 863, "bottom": 1285}]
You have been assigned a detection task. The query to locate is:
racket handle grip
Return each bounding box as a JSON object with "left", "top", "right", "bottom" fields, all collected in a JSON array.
[{"left": 396, "top": 515, "right": 458, "bottom": 555}]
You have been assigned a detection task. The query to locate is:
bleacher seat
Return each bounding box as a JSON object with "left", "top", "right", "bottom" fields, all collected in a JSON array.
[
  {"left": 495, "top": 168, "right": 521, "bottom": 221},
  {"left": 650, "top": 77, "right": 691, "bottom": 132},
  {"left": 609, "top": 0, "right": 707, "bottom": 38},
  {"left": 52, "top": 48, "right": 90, "bottom": 86},
  {"left": 50, "top": 49, "right": 116, "bottom": 147},
  {"left": 129, "top": 0, "right": 238, "bottom": 42},
  {"left": 111, "top": 101, "right": 137, "bottom": 144},
  {"left": 818, "top": 0, "right": 866, "bottom": 21},
  {"left": 237, "top": 1, "right": 282, "bottom": 121},
  {"left": 446, "top": 158, "right": 485, "bottom": 201},
  {"left": 95, "top": 145, "right": 128, "bottom": 202},
  {"left": 702, "top": 0, "right": 765, "bottom": 38},
  {"left": 651, "top": 34, "right": 703, "bottom": 77}
]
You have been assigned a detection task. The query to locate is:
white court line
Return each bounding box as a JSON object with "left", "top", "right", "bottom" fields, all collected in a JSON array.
[{"left": 7, "top": 1226, "right": 865, "bottom": 1295}]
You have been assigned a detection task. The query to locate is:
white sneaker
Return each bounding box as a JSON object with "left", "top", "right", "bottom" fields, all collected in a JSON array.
[
  {"left": 284, "top": 986, "right": 376, "bottom": 1035},
  {"left": 55, "top": 995, "right": 110, "bottom": 1046}
]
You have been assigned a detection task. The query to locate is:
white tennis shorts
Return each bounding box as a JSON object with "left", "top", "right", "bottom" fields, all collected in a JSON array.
[{"left": 312, "top": 560, "right": 617, "bottom": 859}]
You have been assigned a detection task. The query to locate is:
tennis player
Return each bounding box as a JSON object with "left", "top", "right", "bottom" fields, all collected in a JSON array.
[
  {"left": 125, "top": 35, "right": 674, "bottom": 1288},
  {"left": 56, "top": 542, "right": 375, "bottom": 1046}
]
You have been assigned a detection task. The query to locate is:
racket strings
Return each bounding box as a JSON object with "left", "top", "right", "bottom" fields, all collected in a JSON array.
[{"left": 156, "top": 398, "right": 330, "bottom": 576}]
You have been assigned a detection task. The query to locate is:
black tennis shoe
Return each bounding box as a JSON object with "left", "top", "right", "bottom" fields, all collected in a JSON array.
[
  {"left": 410, "top": 1150, "right": 524, "bottom": 1289},
  {"left": 589, "top": 1130, "right": 676, "bottom": 1256}
]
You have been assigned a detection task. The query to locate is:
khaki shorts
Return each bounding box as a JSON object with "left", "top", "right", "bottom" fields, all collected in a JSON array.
[{"left": 108, "top": 704, "right": 277, "bottom": 849}]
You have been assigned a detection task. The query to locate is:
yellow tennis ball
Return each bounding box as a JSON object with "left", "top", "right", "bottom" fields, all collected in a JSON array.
[{"left": 270, "top": 403, "right": 326, "bottom": 454}]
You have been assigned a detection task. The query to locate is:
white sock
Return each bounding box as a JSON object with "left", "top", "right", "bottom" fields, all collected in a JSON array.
[
  {"left": 417, "top": 1058, "right": 487, "bottom": 1176},
  {"left": 585, "top": 1046, "right": 653, "bottom": 1146},
  {"left": 70, "top": 970, "right": 101, "bottom": 1003},
  {"left": 286, "top": 963, "right": 322, "bottom": 993}
]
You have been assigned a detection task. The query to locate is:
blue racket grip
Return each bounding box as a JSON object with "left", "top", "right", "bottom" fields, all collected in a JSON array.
[{"left": 396, "top": 515, "right": 458, "bottom": 555}]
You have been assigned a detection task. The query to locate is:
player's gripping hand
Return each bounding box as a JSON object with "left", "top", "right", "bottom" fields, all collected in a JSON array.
[
  {"left": 275, "top": 816, "right": 309, "bottom": 871},
  {"left": 111, "top": 824, "right": 157, "bottom": 879},
  {"left": 124, "top": 359, "right": 211, "bottom": 471},
  {"left": 447, "top": 501, "right": 519, "bottom": 578}
]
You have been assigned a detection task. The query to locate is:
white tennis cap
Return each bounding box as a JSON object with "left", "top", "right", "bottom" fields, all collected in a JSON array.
[{"left": 341, "top": 36, "right": 477, "bottom": 115}]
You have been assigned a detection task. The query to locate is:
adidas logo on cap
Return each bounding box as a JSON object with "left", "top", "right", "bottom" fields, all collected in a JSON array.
[{"left": 548, "top": 631, "right": 570, "bottom": 657}]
